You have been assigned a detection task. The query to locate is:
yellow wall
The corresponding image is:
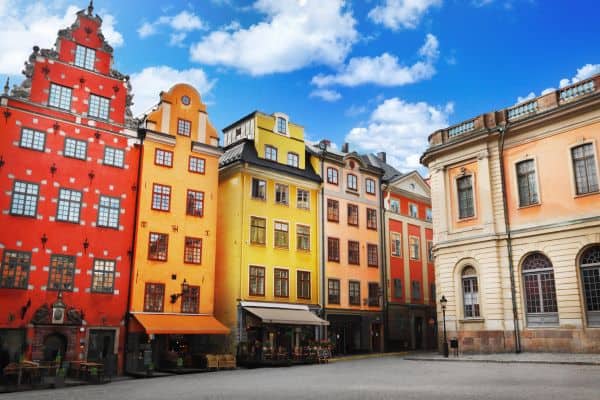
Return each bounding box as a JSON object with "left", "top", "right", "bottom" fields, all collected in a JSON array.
[
  {"left": 254, "top": 113, "right": 307, "bottom": 170},
  {"left": 130, "top": 84, "right": 220, "bottom": 315}
]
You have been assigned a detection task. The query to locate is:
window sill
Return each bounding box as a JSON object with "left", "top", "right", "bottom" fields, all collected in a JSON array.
[
  {"left": 574, "top": 190, "right": 600, "bottom": 199},
  {"left": 456, "top": 215, "right": 477, "bottom": 223},
  {"left": 459, "top": 318, "right": 485, "bottom": 323},
  {"left": 517, "top": 202, "right": 541, "bottom": 210},
  {"left": 345, "top": 190, "right": 359, "bottom": 196}
]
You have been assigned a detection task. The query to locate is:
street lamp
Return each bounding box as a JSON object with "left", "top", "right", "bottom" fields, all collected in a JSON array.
[{"left": 440, "top": 295, "right": 449, "bottom": 358}]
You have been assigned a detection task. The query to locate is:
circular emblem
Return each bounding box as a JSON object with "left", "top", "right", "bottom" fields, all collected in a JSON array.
[{"left": 181, "top": 95, "right": 191, "bottom": 105}]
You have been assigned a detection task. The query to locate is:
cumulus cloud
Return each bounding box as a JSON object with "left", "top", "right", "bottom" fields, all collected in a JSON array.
[
  {"left": 189, "top": 0, "right": 358, "bottom": 75},
  {"left": 516, "top": 92, "right": 535, "bottom": 104},
  {"left": 559, "top": 63, "right": 600, "bottom": 87},
  {"left": 0, "top": 1, "right": 123, "bottom": 76},
  {"left": 129, "top": 66, "right": 216, "bottom": 116},
  {"left": 346, "top": 98, "right": 453, "bottom": 172},
  {"left": 312, "top": 34, "right": 439, "bottom": 88},
  {"left": 309, "top": 89, "right": 342, "bottom": 102},
  {"left": 137, "top": 10, "right": 206, "bottom": 45},
  {"left": 368, "top": 0, "right": 442, "bottom": 31}
]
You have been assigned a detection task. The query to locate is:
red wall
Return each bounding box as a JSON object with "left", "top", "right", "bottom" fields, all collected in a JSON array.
[
  {"left": 408, "top": 223, "right": 423, "bottom": 304},
  {"left": 389, "top": 219, "right": 403, "bottom": 302}
]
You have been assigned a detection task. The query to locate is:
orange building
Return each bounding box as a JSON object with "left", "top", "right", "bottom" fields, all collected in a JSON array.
[{"left": 126, "top": 84, "right": 228, "bottom": 373}]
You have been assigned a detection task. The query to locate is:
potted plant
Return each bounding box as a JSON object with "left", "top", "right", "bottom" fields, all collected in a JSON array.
[
  {"left": 146, "top": 361, "right": 154, "bottom": 377},
  {"left": 54, "top": 367, "right": 65, "bottom": 388}
]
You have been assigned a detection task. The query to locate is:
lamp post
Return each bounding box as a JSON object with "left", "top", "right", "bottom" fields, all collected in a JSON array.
[{"left": 440, "top": 295, "right": 449, "bottom": 358}]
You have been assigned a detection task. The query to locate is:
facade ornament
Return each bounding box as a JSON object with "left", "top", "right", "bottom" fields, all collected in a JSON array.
[
  {"left": 87, "top": 0, "right": 94, "bottom": 16},
  {"left": 66, "top": 307, "right": 83, "bottom": 325},
  {"left": 40, "top": 48, "right": 59, "bottom": 60},
  {"left": 31, "top": 304, "right": 51, "bottom": 324}
]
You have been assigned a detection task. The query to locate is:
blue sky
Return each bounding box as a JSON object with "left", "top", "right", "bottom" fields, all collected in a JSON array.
[{"left": 2, "top": 0, "right": 599, "bottom": 173}]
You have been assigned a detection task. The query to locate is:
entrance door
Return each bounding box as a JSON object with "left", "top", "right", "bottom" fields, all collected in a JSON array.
[
  {"left": 43, "top": 333, "right": 67, "bottom": 361},
  {"left": 370, "top": 323, "right": 381, "bottom": 352},
  {"left": 414, "top": 317, "right": 423, "bottom": 349},
  {"left": 88, "top": 330, "right": 116, "bottom": 376}
]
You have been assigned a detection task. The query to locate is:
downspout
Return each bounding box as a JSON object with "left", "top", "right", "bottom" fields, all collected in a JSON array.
[
  {"left": 124, "top": 126, "right": 146, "bottom": 374},
  {"left": 379, "top": 183, "right": 389, "bottom": 353},
  {"left": 320, "top": 153, "right": 326, "bottom": 340},
  {"left": 498, "top": 124, "right": 522, "bottom": 353}
]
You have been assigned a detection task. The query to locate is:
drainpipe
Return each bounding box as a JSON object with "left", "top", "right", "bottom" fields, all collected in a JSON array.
[
  {"left": 498, "top": 124, "right": 522, "bottom": 353},
  {"left": 320, "top": 152, "right": 326, "bottom": 340},
  {"left": 379, "top": 183, "right": 389, "bottom": 352}
]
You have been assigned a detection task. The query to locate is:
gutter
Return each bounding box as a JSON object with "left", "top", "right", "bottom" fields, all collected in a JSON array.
[
  {"left": 498, "top": 124, "right": 522, "bottom": 353},
  {"left": 320, "top": 153, "right": 327, "bottom": 339},
  {"left": 379, "top": 183, "right": 389, "bottom": 352}
]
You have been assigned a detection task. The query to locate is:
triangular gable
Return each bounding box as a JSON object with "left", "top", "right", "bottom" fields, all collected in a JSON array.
[{"left": 389, "top": 170, "right": 430, "bottom": 198}]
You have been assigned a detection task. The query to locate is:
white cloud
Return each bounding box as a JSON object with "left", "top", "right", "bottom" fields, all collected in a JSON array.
[
  {"left": 345, "top": 105, "right": 368, "bottom": 117},
  {"left": 368, "top": 0, "right": 442, "bottom": 31},
  {"left": 189, "top": 0, "right": 358, "bottom": 76},
  {"left": 559, "top": 63, "right": 600, "bottom": 87},
  {"left": 312, "top": 34, "right": 439, "bottom": 88},
  {"left": 137, "top": 10, "right": 206, "bottom": 44},
  {"left": 0, "top": 2, "right": 123, "bottom": 76},
  {"left": 516, "top": 91, "right": 535, "bottom": 104},
  {"left": 310, "top": 89, "right": 341, "bottom": 102},
  {"left": 137, "top": 22, "right": 156, "bottom": 38},
  {"left": 129, "top": 66, "right": 216, "bottom": 116},
  {"left": 346, "top": 97, "right": 453, "bottom": 172},
  {"left": 540, "top": 87, "right": 555, "bottom": 96}
]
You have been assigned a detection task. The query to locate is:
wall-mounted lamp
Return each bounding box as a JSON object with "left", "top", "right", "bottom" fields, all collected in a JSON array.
[
  {"left": 20, "top": 299, "right": 31, "bottom": 320},
  {"left": 50, "top": 163, "right": 57, "bottom": 176},
  {"left": 0, "top": 155, "right": 5, "bottom": 169},
  {"left": 83, "top": 238, "right": 89, "bottom": 254},
  {"left": 41, "top": 233, "right": 48, "bottom": 248},
  {"left": 170, "top": 279, "right": 189, "bottom": 304}
]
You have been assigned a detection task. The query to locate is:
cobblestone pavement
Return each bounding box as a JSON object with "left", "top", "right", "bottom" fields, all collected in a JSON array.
[
  {"left": 2, "top": 357, "right": 599, "bottom": 400},
  {"left": 405, "top": 351, "right": 600, "bottom": 365}
]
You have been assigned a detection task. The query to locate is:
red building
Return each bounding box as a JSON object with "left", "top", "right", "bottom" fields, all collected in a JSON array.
[{"left": 0, "top": 4, "right": 138, "bottom": 375}]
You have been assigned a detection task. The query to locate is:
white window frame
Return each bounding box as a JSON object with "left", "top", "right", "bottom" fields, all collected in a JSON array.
[
  {"left": 104, "top": 146, "right": 124, "bottom": 168},
  {"left": 19, "top": 128, "right": 46, "bottom": 152},
  {"left": 88, "top": 94, "right": 110, "bottom": 120},
  {"left": 568, "top": 139, "right": 600, "bottom": 197},
  {"left": 75, "top": 45, "right": 95, "bottom": 70},
  {"left": 265, "top": 145, "right": 278, "bottom": 161}
]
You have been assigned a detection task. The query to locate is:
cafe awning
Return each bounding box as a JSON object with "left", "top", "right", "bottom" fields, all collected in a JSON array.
[
  {"left": 133, "top": 314, "right": 230, "bottom": 335},
  {"left": 244, "top": 307, "right": 329, "bottom": 326}
]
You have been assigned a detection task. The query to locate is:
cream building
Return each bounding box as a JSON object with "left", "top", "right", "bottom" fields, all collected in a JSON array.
[{"left": 421, "top": 73, "right": 600, "bottom": 353}]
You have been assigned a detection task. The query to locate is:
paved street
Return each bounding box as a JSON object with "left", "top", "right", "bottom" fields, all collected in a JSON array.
[{"left": 2, "top": 357, "right": 599, "bottom": 400}]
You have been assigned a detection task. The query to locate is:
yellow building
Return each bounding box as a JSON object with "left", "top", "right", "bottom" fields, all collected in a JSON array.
[
  {"left": 216, "top": 111, "right": 328, "bottom": 361},
  {"left": 127, "top": 84, "right": 228, "bottom": 373}
]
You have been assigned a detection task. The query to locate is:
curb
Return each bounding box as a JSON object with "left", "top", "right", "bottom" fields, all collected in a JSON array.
[
  {"left": 328, "top": 352, "right": 408, "bottom": 363},
  {"left": 404, "top": 357, "right": 600, "bottom": 366}
]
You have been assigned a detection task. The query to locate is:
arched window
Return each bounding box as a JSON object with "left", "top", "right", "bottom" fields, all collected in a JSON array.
[
  {"left": 462, "top": 266, "right": 480, "bottom": 318},
  {"left": 580, "top": 246, "right": 600, "bottom": 326},
  {"left": 522, "top": 253, "right": 558, "bottom": 326}
]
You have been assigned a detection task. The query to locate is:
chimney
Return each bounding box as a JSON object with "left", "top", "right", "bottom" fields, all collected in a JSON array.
[
  {"left": 377, "top": 152, "right": 386, "bottom": 163},
  {"left": 318, "top": 139, "right": 330, "bottom": 150},
  {"left": 341, "top": 142, "right": 349, "bottom": 153}
]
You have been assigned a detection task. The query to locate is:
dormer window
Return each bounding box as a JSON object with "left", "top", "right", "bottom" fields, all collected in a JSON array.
[
  {"left": 75, "top": 45, "right": 95, "bottom": 70},
  {"left": 276, "top": 117, "right": 287, "bottom": 134},
  {"left": 265, "top": 145, "right": 278, "bottom": 161}
]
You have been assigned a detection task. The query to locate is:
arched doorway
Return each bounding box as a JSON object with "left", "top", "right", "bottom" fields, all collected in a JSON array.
[{"left": 43, "top": 333, "right": 67, "bottom": 361}]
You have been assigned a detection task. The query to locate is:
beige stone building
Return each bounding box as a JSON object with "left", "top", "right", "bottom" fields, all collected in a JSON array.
[{"left": 421, "top": 73, "right": 600, "bottom": 353}]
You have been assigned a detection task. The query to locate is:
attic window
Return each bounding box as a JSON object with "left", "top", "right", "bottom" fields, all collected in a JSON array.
[
  {"left": 75, "top": 45, "right": 95, "bottom": 70},
  {"left": 276, "top": 117, "right": 287, "bottom": 134}
]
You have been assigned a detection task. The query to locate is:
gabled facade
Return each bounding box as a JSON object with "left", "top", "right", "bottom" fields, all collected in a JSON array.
[
  {"left": 422, "top": 73, "right": 600, "bottom": 353},
  {"left": 216, "top": 112, "right": 327, "bottom": 360},
  {"left": 126, "top": 84, "right": 228, "bottom": 372},
  {"left": 0, "top": 4, "right": 138, "bottom": 374}
]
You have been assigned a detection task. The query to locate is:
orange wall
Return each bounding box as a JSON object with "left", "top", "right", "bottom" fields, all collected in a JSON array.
[{"left": 448, "top": 160, "right": 480, "bottom": 230}]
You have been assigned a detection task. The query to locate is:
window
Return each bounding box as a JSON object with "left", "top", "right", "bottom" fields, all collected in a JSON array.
[
  {"left": 367, "top": 208, "right": 377, "bottom": 230},
  {"left": 265, "top": 145, "right": 278, "bottom": 161},
  {"left": 276, "top": 117, "right": 287, "bottom": 134},
  {"left": 97, "top": 195, "right": 120, "bottom": 228},
  {"left": 580, "top": 246, "right": 600, "bottom": 326},
  {"left": 148, "top": 232, "right": 168, "bottom": 261},
  {"left": 74, "top": 45, "right": 95, "bottom": 69},
  {"left": 409, "top": 204, "right": 418, "bottom": 218},
  {"left": 328, "top": 279, "right": 340, "bottom": 304},
  {"left": 347, "top": 204, "right": 359, "bottom": 226},
  {"left": 347, "top": 174, "right": 358, "bottom": 191},
  {"left": 104, "top": 146, "right": 124, "bottom": 168},
  {"left": 516, "top": 159, "right": 539, "bottom": 206},
  {"left": 144, "top": 283, "right": 165, "bottom": 312},
  {"left": 297, "top": 225, "right": 310, "bottom": 251},
  {"left": 365, "top": 178, "right": 376, "bottom": 194},
  {"left": 390, "top": 199, "right": 400, "bottom": 213},
  {"left": 181, "top": 286, "right": 200, "bottom": 314},
  {"left": 184, "top": 237, "right": 202, "bottom": 264},
  {"left": 297, "top": 189, "right": 310, "bottom": 209},
  {"left": 349, "top": 281, "right": 361, "bottom": 306},
  {"left": 19, "top": 128, "right": 45, "bottom": 151},
  {"left": 426, "top": 208, "right": 432, "bottom": 222},
  {"left": 327, "top": 199, "right": 339, "bottom": 222},
  {"left": 10, "top": 181, "right": 38, "bottom": 217},
  {"left": 411, "top": 281, "right": 421, "bottom": 301},
  {"left": 409, "top": 236, "right": 420, "bottom": 260},
  {"left": 251, "top": 178, "right": 266, "bottom": 200},
  {"left": 152, "top": 184, "right": 171, "bottom": 211},
  {"left": 327, "top": 168, "right": 339, "bottom": 185},
  {"left": 572, "top": 143, "right": 599, "bottom": 195},
  {"left": 186, "top": 190, "right": 204, "bottom": 217},
  {"left": 48, "top": 83, "right": 72, "bottom": 110},
  {"left": 48, "top": 255, "right": 75, "bottom": 291},
  {"left": 64, "top": 137, "right": 87, "bottom": 160},
  {"left": 391, "top": 233, "right": 402, "bottom": 257},
  {"left": 427, "top": 241, "right": 433, "bottom": 262},
  {"left": 462, "top": 266, "right": 480, "bottom": 318},
  {"left": 155, "top": 149, "right": 173, "bottom": 167},
  {"left": 249, "top": 266, "right": 265, "bottom": 296},
  {"left": 177, "top": 119, "right": 191, "bottom": 136},
  {"left": 328, "top": 237, "right": 340, "bottom": 262},
  {"left": 522, "top": 253, "right": 558, "bottom": 326},
  {"left": 297, "top": 271, "right": 311, "bottom": 299},
  {"left": 274, "top": 221, "right": 289, "bottom": 248},
  {"left": 275, "top": 184, "right": 289, "bottom": 205},
  {"left": 0, "top": 250, "right": 31, "bottom": 289},
  {"left": 457, "top": 175, "right": 475, "bottom": 219},
  {"left": 88, "top": 94, "right": 110, "bottom": 120},
  {"left": 393, "top": 279, "right": 402, "bottom": 298},
  {"left": 348, "top": 241, "right": 360, "bottom": 265},
  {"left": 287, "top": 152, "right": 299, "bottom": 167},
  {"left": 367, "top": 244, "right": 378, "bottom": 267},
  {"left": 56, "top": 188, "right": 82, "bottom": 223},
  {"left": 91, "top": 259, "right": 115, "bottom": 293},
  {"left": 368, "top": 283, "right": 380, "bottom": 306},
  {"left": 274, "top": 268, "right": 289, "bottom": 297},
  {"left": 189, "top": 156, "right": 205, "bottom": 174},
  {"left": 250, "top": 217, "right": 266, "bottom": 245}
]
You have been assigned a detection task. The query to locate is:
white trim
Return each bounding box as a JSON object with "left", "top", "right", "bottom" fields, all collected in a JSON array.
[{"left": 567, "top": 138, "right": 600, "bottom": 197}]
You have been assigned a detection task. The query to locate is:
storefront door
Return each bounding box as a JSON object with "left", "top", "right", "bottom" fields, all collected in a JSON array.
[{"left": 87, "top": 329, "right": 116, "bottom": 375}]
